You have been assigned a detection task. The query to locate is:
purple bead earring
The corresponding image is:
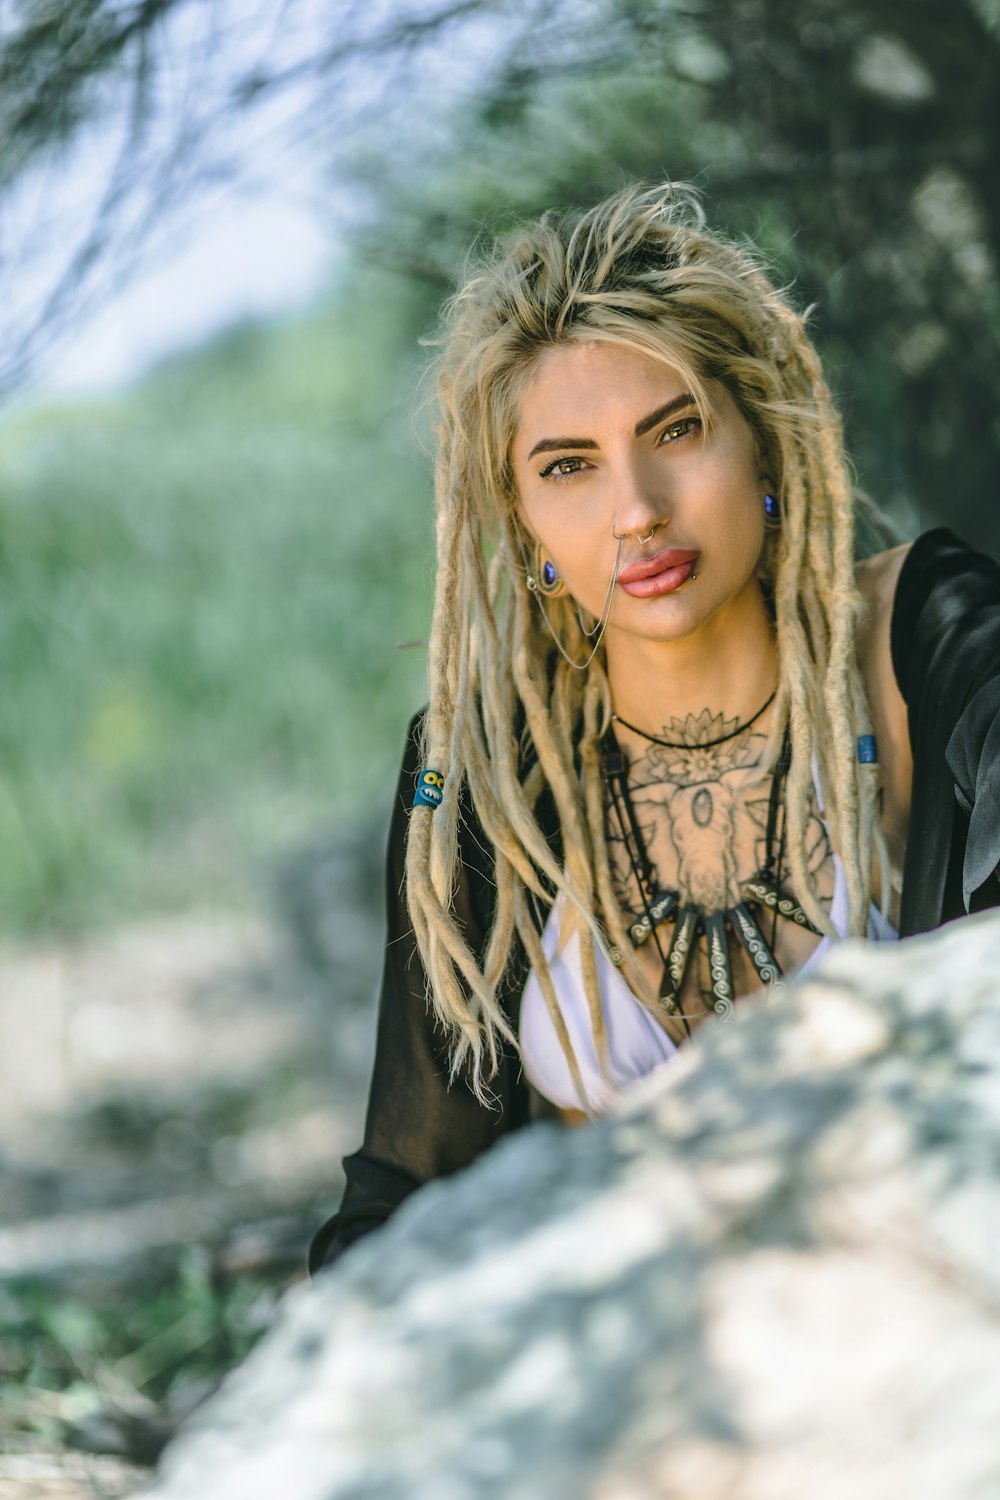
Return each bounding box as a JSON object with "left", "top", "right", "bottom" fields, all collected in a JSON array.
[{"left": 529, "top": 542, "right": 565, "bottom": 597}]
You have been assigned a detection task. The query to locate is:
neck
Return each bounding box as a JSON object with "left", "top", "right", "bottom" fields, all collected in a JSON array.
[{"left": 604, "top": 579, "right": 778, "bottom": 737}]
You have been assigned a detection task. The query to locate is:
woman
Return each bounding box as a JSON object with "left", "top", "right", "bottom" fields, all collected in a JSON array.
[{"left": 309, "top": 182, "right": 1000, "bottom": 1272}]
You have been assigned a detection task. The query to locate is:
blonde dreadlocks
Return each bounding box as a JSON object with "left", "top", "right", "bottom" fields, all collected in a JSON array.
[{"left": 405, "top": 182, "right": 884, "bottom": 1108}]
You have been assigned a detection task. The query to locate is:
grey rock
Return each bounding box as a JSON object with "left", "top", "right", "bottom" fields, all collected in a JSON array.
[{"left": 142, "top": 912, "right": 1000, "bottom": 1500}]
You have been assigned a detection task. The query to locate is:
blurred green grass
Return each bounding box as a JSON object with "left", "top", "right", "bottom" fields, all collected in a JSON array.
[
  {"left": 0, "top": 1251, "right": 283, "bottom": 1461},
  {"left": 0, "top": 269, "right": 436, "bottom": 936}
]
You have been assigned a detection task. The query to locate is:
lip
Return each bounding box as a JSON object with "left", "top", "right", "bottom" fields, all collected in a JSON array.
[{"left": 617, "top": 547, "right": 700, "bottom": 598}]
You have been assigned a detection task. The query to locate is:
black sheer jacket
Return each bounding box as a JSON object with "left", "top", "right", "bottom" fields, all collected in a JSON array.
[{"left": 308, "top": 528, "right": 1000, "bottom": 1273}]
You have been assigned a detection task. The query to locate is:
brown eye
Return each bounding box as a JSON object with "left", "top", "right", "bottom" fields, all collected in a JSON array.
[
  {"left": 539, "top": 456, "right": 588, "bottom": 479},
  {"left": 659, "top": 416, "right": 702, "bottom": 444}
]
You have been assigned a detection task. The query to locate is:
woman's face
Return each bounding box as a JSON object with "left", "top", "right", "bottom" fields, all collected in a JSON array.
[{"left": 512, "top": 342, "right": 767, "bottom": 649}]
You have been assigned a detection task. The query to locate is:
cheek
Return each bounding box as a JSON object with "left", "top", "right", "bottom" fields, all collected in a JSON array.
[
  {"left": 735, "top": 496, "right": 766, "bottom": 559},
  {"left": 704, "top": 463, "right": 764, "bottom": 564},
  {"left": 520, "top": 493, "right": 601, "bottom": 561},
  {"left": 721, "top": 448, "right": 762, "bottom": 531},
  {"left": 516, "top": 495, "right": 552, "bottom": 555}
]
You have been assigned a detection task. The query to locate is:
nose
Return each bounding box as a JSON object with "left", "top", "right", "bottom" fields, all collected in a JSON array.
[{"left": 610, "top": 453, "right": 669, "bottom": 541}]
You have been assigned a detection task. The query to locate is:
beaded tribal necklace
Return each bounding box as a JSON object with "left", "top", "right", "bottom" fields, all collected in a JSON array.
[{"left": 600, "top": 722, "right": 821, "bottom": 1038}]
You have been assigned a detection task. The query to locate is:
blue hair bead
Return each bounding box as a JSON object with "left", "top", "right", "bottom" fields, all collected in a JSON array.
[
  {"left": 857, "top": 734, "right": 877, "bottom": 764},
  {"left": 413, "top": 769, "right": 445, "bottom": 809}
]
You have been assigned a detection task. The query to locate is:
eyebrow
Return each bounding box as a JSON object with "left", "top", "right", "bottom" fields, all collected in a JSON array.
[{"left": 526, "top": 393, "right": 698, "bottom": 460}]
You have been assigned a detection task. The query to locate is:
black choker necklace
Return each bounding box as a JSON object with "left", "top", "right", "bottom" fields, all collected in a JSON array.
[
  {"left": 601, "top": 724, "right": 819, "bottom": 1038},
  {"left": 612, "top": 687, "right": 777, "bottom": 750}
]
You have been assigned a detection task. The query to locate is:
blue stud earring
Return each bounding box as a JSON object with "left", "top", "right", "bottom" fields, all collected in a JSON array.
[
  {"left": 763, "top": 490, "right": 782, "bottom": 530},
  {"left": 531, "top": 542, "right": 565, "bottom": 597}
]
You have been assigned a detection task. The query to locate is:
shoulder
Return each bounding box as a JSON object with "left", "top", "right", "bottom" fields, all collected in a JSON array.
[
  {"left": 854, "top": 543, "right": 915, "bottom": 849},
  {"left": 854, "top": 541, "right": 913, "bottom": 711},
  {"left": 853, "top": 529, "right": 998, "bottom": 685},
  {"left": 867, "top": 528, "right": 1000, "bottom": 702},
  {"left": 852, "top": 527, "right": 1000, "bottom": 848},
  {"left": 855, "top": 541, "right": 913, "bottom": 640}
]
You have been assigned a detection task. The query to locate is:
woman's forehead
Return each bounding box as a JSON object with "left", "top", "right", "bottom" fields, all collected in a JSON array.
[
  {"left": 526, "top": 339, "right": 690, "bottom": 390},
  {"left": 514, "top": 342, "right": 707, "bottom": 440}
]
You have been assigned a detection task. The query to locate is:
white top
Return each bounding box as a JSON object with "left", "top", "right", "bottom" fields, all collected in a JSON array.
[{"left": 519, "top": 853, "right": 897, "bottom": 1115}]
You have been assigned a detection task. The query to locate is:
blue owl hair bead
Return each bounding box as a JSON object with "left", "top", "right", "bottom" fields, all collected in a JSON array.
[
  {"left": 856, "top": 734, "right": 877, "bottom": 764},
  {"left": 413, "top": 769, "right": 445, "bottom": 809}
]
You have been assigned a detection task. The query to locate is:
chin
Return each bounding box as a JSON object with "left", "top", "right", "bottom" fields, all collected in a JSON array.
[{"left": 613, "top": 605, "right": 708, "bottom": 648}]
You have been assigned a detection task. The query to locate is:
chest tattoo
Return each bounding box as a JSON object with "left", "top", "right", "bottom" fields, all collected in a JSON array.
[{"left": 602, "top": 710, "right": 835, "bottom": 1029}]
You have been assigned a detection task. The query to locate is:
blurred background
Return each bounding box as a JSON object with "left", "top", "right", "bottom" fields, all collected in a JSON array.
[{"left": 1, "top": 0, "right": 998, "bottom": 1492}]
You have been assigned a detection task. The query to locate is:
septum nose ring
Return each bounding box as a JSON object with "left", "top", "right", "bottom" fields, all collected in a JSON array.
[{"left": 611, "top": 522, "right": 661, "bottom": 545}]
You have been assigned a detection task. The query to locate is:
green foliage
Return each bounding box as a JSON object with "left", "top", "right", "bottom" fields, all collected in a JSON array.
[
  {"left": 7, "top": 0, "right": 1000, "bottom": 938},
  {"left": 0, "top": 270, "right": 435, "bottom": 935},
  {"left": 0, "top": 1251, "right": 283, "bottom": 1449},
  {"left": 345, "top": 0, "right": 1000, "bottom": 547}
]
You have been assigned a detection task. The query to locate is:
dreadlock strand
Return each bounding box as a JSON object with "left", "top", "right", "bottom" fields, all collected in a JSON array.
[
  {"left": 512, "top": 884, "right": 594, "bottom": 1117},
  {"left": 580, "top": 676, "right": 666, "bottom": 1040}
]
